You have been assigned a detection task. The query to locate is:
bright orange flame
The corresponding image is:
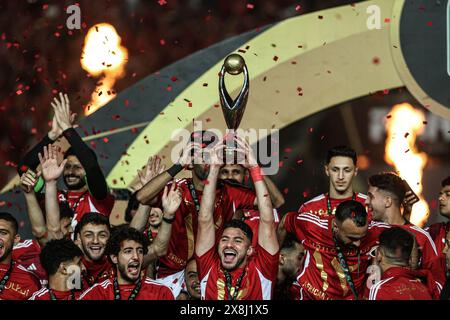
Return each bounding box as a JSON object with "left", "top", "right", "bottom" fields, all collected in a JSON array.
[
  {"left": 384, "top": 103, "right": 429, "bottom": 227},
  {"left": 81, "top": 23, "right": 128, "bottom": 115}
]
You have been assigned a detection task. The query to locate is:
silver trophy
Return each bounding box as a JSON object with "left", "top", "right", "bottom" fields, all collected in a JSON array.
[{"left": 219, "top": 54, "right": 249, "bottom": 162}]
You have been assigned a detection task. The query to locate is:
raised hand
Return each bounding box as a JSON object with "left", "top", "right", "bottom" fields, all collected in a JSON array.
[
  {"left": 129, "top": 156, "right": 167, "bottom": 193},
  {"left": 38, "top": 145, "right": 67, "bottom": 182},
  {"left": 177, "top": 141, "right": 202, "bottom": 167},
  {"left": 161, "top": 181, "right": 182, "bottom": 218},
  {"left": 233, "top": 135, "right": 258, "bottom": 168},
  {"left": 20, "top": 169, "right": 39, "bottom": 193},
  {"left": 51, "top": 92, "right": 77, "bottom": 133}
]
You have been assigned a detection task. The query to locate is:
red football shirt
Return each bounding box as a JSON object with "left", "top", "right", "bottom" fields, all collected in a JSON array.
[
  {"left": 0, "top": 262, "right": 41, "bottom": 300},
  {"left": 78, "top": 278, "right": 174, "bottom": 300},
  {"left": 57, "top": 190, "right": 115, "bottom": 230},
  {"left": 284, "top": 212, "right": 389, "bottom": 300},
  {"left": 396, "top": 224, "right": 445, "bottom": 290},
  {"left": 195, "top": 245, "right": 279, "bottom": 300},
  {"left": 427, "top": 222, "right": 449, "bottom": 255},
  {"left": 368, "top": 267, "right": 434, "bottom": 300},
  {"left": 29, "top": 287, "right": 82, "bottom": 300},
  {"left": 12, "top": 239, "right": 47, "bottom": 286},
  {"left": 81, "top": 256, "right": 114, "bottom": 289},
  {"left": 298, "top": 193, "right": 370, "bottom": 219},
  {"left": 155, "top": 178, "right": 256, "bottom": 277}
]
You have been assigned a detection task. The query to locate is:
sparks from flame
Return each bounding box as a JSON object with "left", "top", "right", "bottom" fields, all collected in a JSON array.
[
  {"left": 81, "top": 23, "right": 128, "bottom": 115},
  {"left": 384, "top": 103, "right": 428, "bottom": 227}
]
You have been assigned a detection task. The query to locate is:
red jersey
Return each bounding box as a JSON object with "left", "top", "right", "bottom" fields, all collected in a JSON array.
[
  {"left": 368, "top": 267, "right": 435, "bottom": 300},
  {"left": 243, "top": 209, "right": 280, "bottom": 247},
  {"left": 81, "top": 256, "right": 114, "bottom": 289},
  {"left": 298, "top": 193, "right": 370, "bottom": 219},
  {"left": 156, "top": 178, "right": 256, "bottom": 277},
  {"left": 12, "top": 239, "right": 47, "bottom": 286},
  {"left": 57, "top": 190, "right": 115, "bottom": 231},
  {"left": 29, "top": 287, "right": 82, "bottom": 300},
  {"left": 195, "top": 245, "right": 279, "bottom": 300},
  {"left": 427, "top": 222, "right": 449, "bottom": 255},
  {"left": 396, "top": 224, "right": 444, "bottom": 290},
  {"left": 0, "top": 262, "right": 41, "bottom": 300},
  {"left": 284, "top": 211, "right": 389, "bottom": 300},
  {"left": 78, "top": 277, "right": 174, "bottom": 300}
]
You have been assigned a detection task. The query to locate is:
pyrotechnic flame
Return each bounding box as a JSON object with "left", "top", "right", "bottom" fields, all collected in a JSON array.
[
  {"left": 81, "top": 23, "right": 128, "bottom": 115},
  {"left": 384, "top": 103, "right": 429, "bottom": 227}
]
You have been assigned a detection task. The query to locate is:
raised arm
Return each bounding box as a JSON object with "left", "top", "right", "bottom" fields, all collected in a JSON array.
[
  {"left": 262, "top": 175, "right": 285, "bottom": 209},
  {"left": 144, "top": 182, "right": 181, "bottom": 264},
  {"left": 52, "top": 92, "right": 107, "bottom": 200},
  {"left": 136, "top": 142, "right": 201, "bottom": 205},
  {"left": 235, "top": 136, "right": 279, "bottom": 254},
  {"left": 195, "top": 143, "right": 224, "bottom": 257},
  {"left": 38, "top": 145, "right": 67, "bottom": 242},
  {"left": 20, "top": 170, "right": 46, "bottom": 240}
]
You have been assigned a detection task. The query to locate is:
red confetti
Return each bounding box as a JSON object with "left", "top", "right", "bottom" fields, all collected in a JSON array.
[
  {"left": 372, "top": 57, "right": 380, "bottom": 65},
  {"left": 103, "top": 137, "right": 109, "bottom": 143},
  {"left": 42, "top": 4, "right": 49, "bottom": 10},
  {"left": 283, "top": 188, "right": 289, "bottom": 194},
  {"left": 427, "top": 21, "right": 433, "bottom": 27},
  {"left": 296, "top": 159, "right": 304, "bottom": 165},
  {"left": 273, "top": 56, "right": 279, "bottom": 62},
  {"left": 31, "top": 128, "right": 37, "bottom": 134},
  {"left": 124, "top": 99, "right": 129, "bottom": 107},
  {"left": 279, "top": 161, "right": 284, "bottom": 168},
  {"left": 318, "top": 15, "right": 323, "bottom": 19},
  {"left": 171, "top": 76, "right": 178, "bottom": 82},
  {"left": 308, "top": 127, "right": 314, "bottom": 133},
  {"left": 158, "top": 0, "right": 167, "bottom": 5},
  {"left": 386, "top": 115, "right": 392, "bottom": 119},
  {"left": 16, "top": 90, "right": 23, "bottom": 95},
  {"left": 384, "top": 18, "right": 390, "bottom": 23},
  {"left": 284, "top": 148, "right": 293, "bottom": 153},
  {"left": 295, "top": 5, "right": 301, "bottom": 11},
  {"left": 247, "top": 3, "right": 254, "bottom": 10},
  {"left": 166, "top": 85, "right": 172, "bottom": 91},
  {"left": 131, "top": 128, "right": 138, "bottom": 134},
  {"left": 20, "top": 165, "right": 28, "bottom": 172},
  {"left": 112, "top": 115, "right": 120, "bottom": 120},
  {"left": 54, "top": 32, "right": 61, "bottom": 38},
  {"left": 159, "top": 38, "right": 165, "bottom": 46},
  {"left": 302, "top": 191, "right": 309, "bottom": 198},
  {"left": 188, "top": 102, "right": 192, "bottom": 108},
  {"left": 404, "top": 132, "right": 409, "bottom": 138}
]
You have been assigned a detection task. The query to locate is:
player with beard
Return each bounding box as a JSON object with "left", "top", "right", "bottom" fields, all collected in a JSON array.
[
  {"left": 195, "top": 140, "right": 279, "bottom": 300},
  {"left": 29, "top": 239, "right": 84, "bottom": 300},
  {"left": 79, "top": 226, "right": 174, "bottom": 300},
  {"left": 369, "top": 227, "right": 439, "bottom": 300},
  {"left": 365, "top": 172, "right": 445, "bottom": 290},
  {"left": 74, "top": 213, "right": 113, "bottom": 288},
  {"left": 0, "top": 212, "right": 40, "bottom": 300},
  {"left": 283, "top": 200, "right": 391, "bottom": 300},
  {"left": 177, "top": 258, "right": 201, "bottom": 300},
  {"left": 273, "top": 234, "right": 305, "bottom": 300},
  {"left": 17, "top": 92, "right": 114, "bottom": 232},
  {"left": 135, "top": 132, "right": 266, "bottom": 297}
]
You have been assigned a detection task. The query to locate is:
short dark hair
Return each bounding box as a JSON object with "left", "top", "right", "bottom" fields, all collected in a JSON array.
[
  {"left": 105, "top": 225, "right": 149, "bottom": 257},
  {"left": 335, "top": 200, "right": 367, "bottom": 227},
  {"left": 59, "top": 201, "right": 74, "bottom": 221},
  {"left": 442, "top": 176, "right": 450, "bottom": 188},
  {"left": 74, "top": 212, "right": 110, "bottom": 240},
  {"left": 280, "top": 234, "right": 301, "bottom": 253},
  {"left": 378, "top": 227, "right": 414, "bottom": 265},
  {"left": 368, "top": 172, "right": 407, "bottom": 206},
  {"left": 124, "top": 192, "right": 140, "bottom": 223},
  {"left": 40, "top": 239, "right": 83, "bottom": 276},
  {"left": 0, "top": 212, "right": 18, "bottom": 235},
  {"left": 326, "top": 146, "right": 357, "bottom": 165},
  {"left": 223, "top": 219, "right": 253, "bottom": 243}
]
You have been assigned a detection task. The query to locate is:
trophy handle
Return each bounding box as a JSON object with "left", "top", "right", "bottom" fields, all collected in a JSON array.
[{"left": 219, "top": 65, "right": 250, "bottom": 130}]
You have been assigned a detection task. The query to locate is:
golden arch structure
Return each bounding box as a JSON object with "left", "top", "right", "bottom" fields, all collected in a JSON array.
[{"left": 2, "top": 0, "right": 449, "bottom": 196}]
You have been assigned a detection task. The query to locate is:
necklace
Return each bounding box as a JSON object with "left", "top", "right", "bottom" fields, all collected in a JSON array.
[{"left": 113, "top": 277, "right": 142, "bottom": 300}]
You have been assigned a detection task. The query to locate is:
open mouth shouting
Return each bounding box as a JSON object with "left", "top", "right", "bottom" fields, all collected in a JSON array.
[
  {"left": 222, "top": 249, "right": 238, "bottom": 265},
  {"left": 88, "top": 245, "right": 104, "bottom": 257},
  {"left": 127, "top": 261, "right": 141, "bottom": 277}
]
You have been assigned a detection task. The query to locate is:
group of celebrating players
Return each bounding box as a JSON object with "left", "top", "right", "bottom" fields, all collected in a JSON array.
[{"left": 0, "top": 92, "right": 449, "bottom": 300}]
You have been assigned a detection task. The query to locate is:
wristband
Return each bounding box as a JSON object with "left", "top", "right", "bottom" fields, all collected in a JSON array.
[
  {"left": 167, "top": 164, "right": 183, "bottom": 177},
  {"left": 249, "top": 165, "right": 263, "bottom": 182},
  {"left": 162, "top": 215, "right": 176, "bottom": 224}
]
